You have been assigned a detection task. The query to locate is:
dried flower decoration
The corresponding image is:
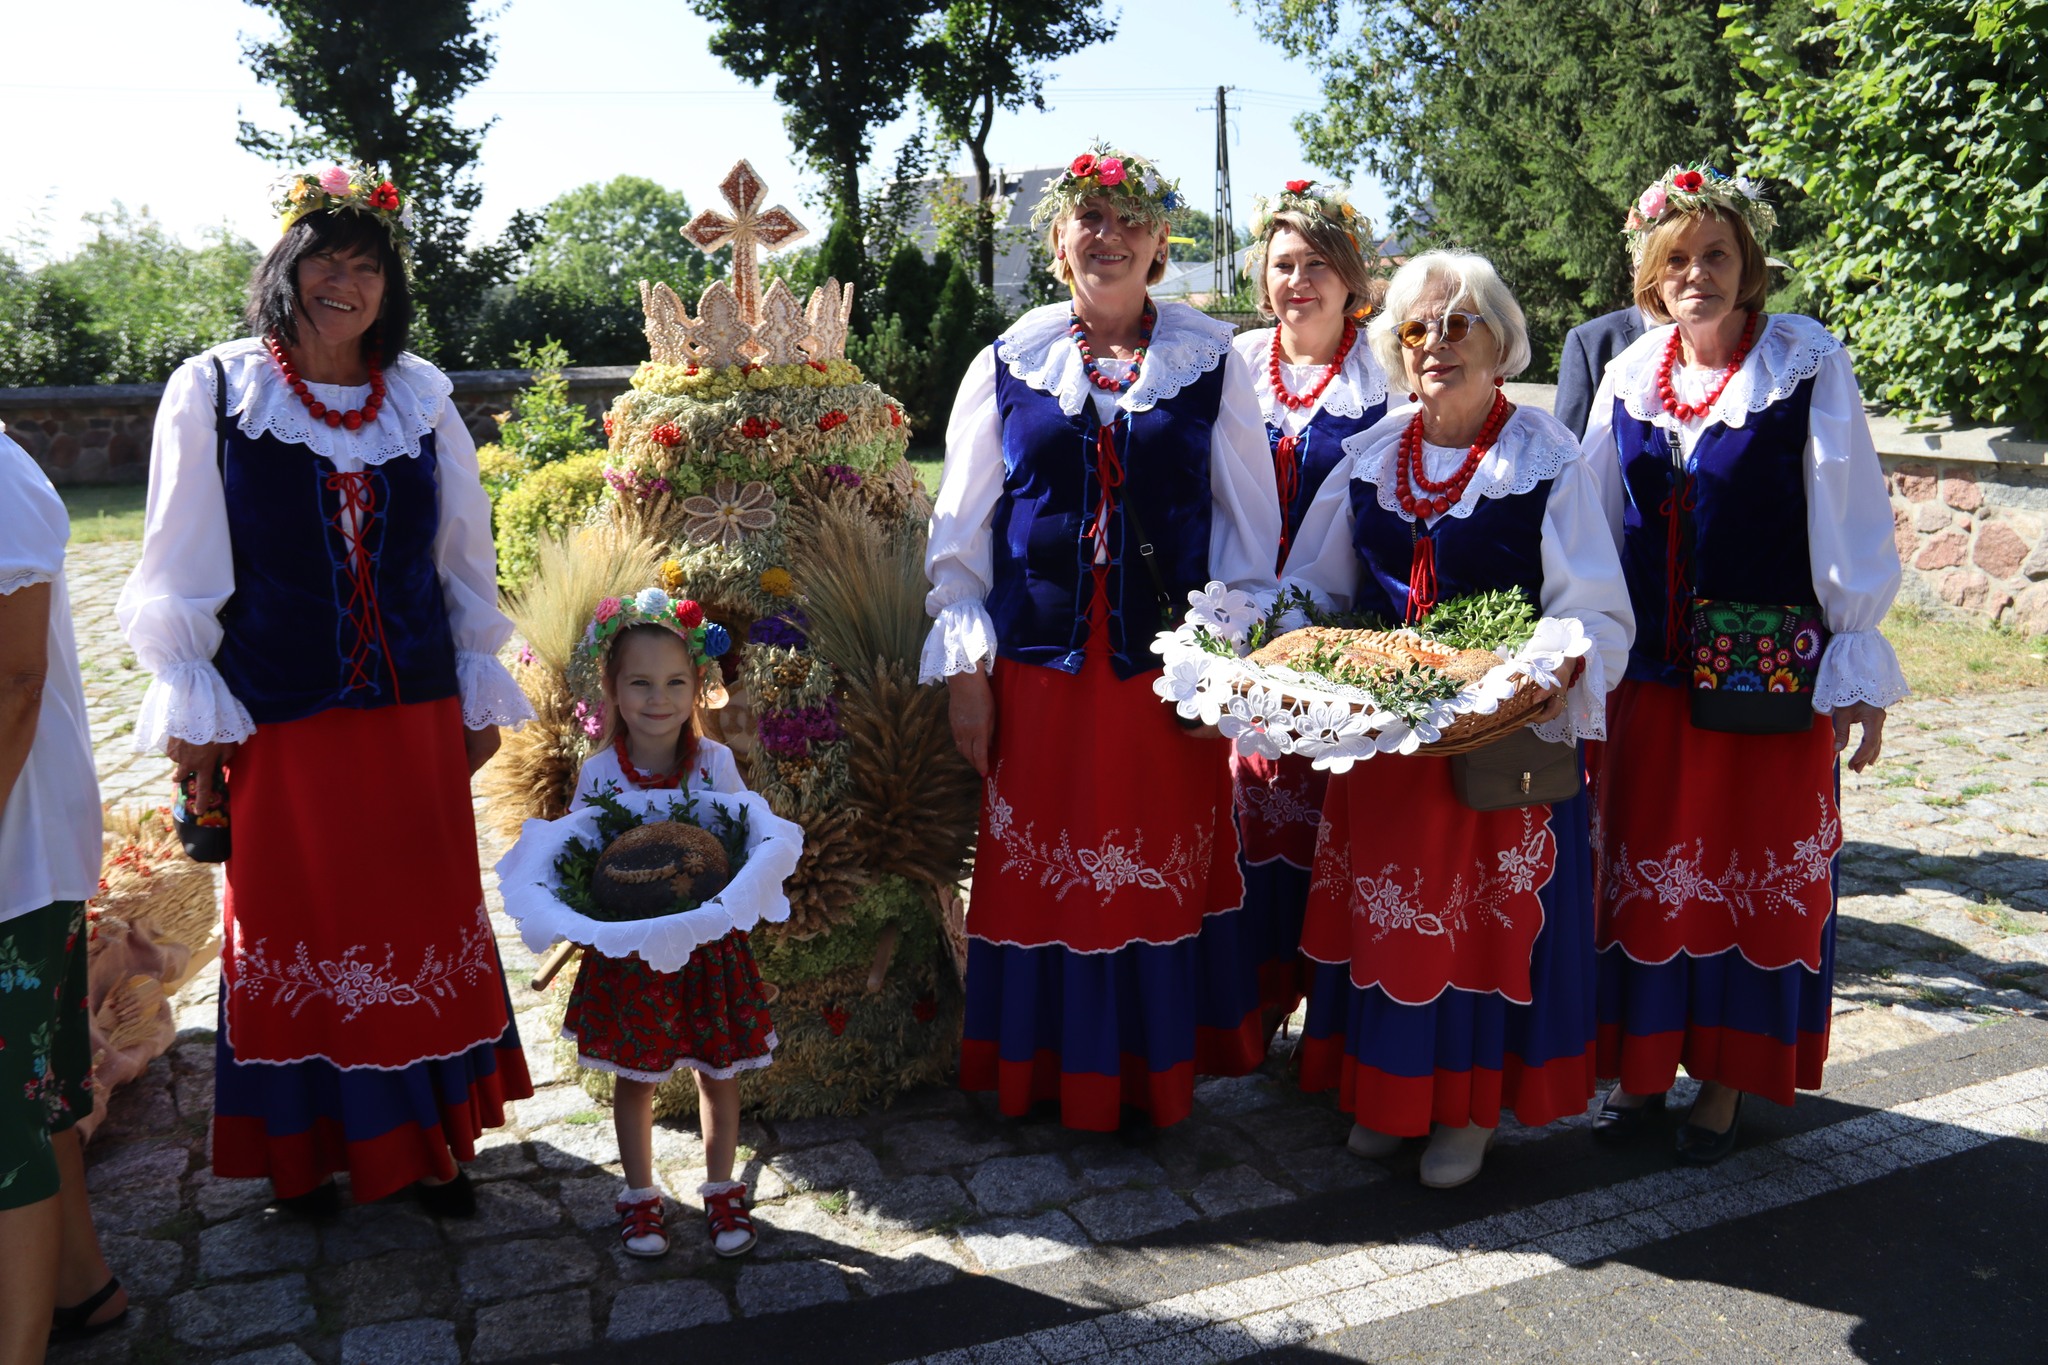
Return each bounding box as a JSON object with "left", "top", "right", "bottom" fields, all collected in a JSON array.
[
  {"left": 1623, "top": 164, "right": 1777, "bottom": 263},
  {"left": 1032, "top": 143, "right": 1183, "bottom": 231},
  {"left": 681, "top": 479, "right": 777, "bottom": 547}
]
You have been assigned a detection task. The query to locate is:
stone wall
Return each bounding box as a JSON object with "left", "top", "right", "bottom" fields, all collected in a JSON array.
[{"left": 1886, "top": 450, "right": 2048, "bottom": 634}]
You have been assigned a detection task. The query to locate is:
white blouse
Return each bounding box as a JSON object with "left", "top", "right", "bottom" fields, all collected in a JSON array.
[
  {"left": 572, "top": 737, "right": 746, "bottom": 806},
  {"left": 115, "top": 337, "right": 534, "bottom": 753},
  {"left": 1279, "top": 404, "right": 1636, "bottom": 743},
  {"left": 1580, "top": 313, "right": 1908, "bottom": 712},
  {"left": 0, "top": 434, "right": 102, "bottom": 923},
  {"left": 1232, "top": 326, "right": 1392, "bottom": 437},
  {"left": 919, "top": 301, "right": 1284, "bottom": 682}
]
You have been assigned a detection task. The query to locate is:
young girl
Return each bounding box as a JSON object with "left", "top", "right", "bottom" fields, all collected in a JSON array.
[{"left": 562, "top": 588, "right": 774, "bottom": 1258}]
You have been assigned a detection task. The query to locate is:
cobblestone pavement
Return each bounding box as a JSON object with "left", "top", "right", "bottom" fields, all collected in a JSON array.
[{"left": 48, "top": 538, "right": 2048, "bottom": 1364}]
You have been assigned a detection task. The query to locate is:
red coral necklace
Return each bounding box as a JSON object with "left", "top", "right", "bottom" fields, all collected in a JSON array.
[
  {"left": 1394, "top": 389, "right": 1512, "bottom": 519},
  {"left": 266, "top": 332, "right": 385, "bottom": 431},
  {"left": 614, "top": 733, "right": 684, "bottom": 790},
  {"left": 1655, "top": 310, "right": 1758, "bottom": 422},
  {"left": 1269, "top": 319, "right": 1357, "bottom": 411}
]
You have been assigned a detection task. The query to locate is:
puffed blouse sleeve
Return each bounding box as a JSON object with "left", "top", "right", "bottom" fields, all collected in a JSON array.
[
  {"left": 919, "top": 345, "right": 1005, "bottom": 682},
  {"left": 426, "top": 374, "right": 534, "bottom": 729},
  {"left": 1204, "top": 346, "right": 1285, "bottom": 603},
  {"left": 1806, "top": 349, "right": 1908, "bottom": 711},
  {"left": 702, "top": 740, "right": 746, "bottom": 794},
  {"left": 1272, "top": 460, "right": 1362, "bottom": 616},
  {"left": 1532, "top": 446, "right": 1635, "bottom": 743},
  {"left": 116, "top": 357, "right": 257, "bottom": 754}
]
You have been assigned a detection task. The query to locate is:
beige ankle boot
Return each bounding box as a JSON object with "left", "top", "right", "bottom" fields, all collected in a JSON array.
[
  {"left": 1419, "top": 1123, "right": 1495, "bottom": 1188},
  {"left": 1346, "top": 1123, "right": 1404, "bottom": 1160}
]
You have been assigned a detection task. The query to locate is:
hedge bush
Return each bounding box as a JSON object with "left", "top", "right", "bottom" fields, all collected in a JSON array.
[{"left": 492, "top": 451, "right": 607, "bottom": 587}]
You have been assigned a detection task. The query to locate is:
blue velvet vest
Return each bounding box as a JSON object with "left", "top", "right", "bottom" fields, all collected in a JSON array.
[
  {"left": 1613, "top": 378, "right": 1818, "bottom": 684},
  {"left": 1347, "top": 472, "right": 1553, "bottom": 624},
  {"left": 214, "top": 427, "right": 459, "bottom": 724},
  {"left": 1270, "top": 399, "right": 1387, "bottom": 569},
  {"left": 986, "top": 348, "right": 1223, "bottom": 678}
]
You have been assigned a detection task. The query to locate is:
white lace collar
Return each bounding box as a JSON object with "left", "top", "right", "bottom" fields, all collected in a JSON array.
[
  {"left": 195, "top": 336, "right": 454, "bottom": 467},
  {"left": 1342, "top": 402, "right": 1581, "bottom": 523},
  {"left": 1610, "top": 313, "right": 1842, "bottom": 432},
  {"left": 996, "top": 299, "right": 1236, "bottom": 416},
  {"left": 1233, "top": 326, "right": 1391, "bottom": 422}
]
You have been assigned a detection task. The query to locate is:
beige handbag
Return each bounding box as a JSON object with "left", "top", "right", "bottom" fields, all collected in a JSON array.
[{"left": 1448, "top": 727, "right": 1582, "bottom": 811}]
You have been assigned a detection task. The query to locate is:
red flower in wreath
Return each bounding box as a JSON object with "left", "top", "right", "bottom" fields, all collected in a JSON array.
[
  {"left": 886, "top": 405, "right": 903, "bottom": 427},
  {"left": 822, "top": 1005, "right": 849, "bottom": 1037},
  {"left": 602, "top": 414, "right": 616, "bottom": 439},
  {"left": 1673, "top": 170, "right": 1705, "bottom": 193},
  {"left": 1285, "top": 179, "right": 1312, "bottom": 194},
  {"left": 817, "top": 410, "right": 848, "bottom": 432},
  {"left": 912, "top": 993, "right": 937, "bottom": 1024},
  {"left": 673, "top": 599, "right": 705, "bottom": 629},
  {"left": 1070, "top": 152, "right": 1098, "bottom": 178},
  {"left": 369, "top": 181, "right": 401, "bottom": 211},
  {"left": 738, "top": 415, "right": 782, "bottom": 439},
  {"left": 649, "top": 422, "right": 681, "bottom": 447}
]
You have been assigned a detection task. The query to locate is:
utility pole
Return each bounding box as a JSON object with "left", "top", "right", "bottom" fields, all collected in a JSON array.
[{"left": 1198, "top": 86, "right": 1237, "bottom": 299}]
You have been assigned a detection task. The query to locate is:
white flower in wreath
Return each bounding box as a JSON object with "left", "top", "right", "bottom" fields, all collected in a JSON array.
[
  {"left": 1222, "top": 687, "right": 1293, "bottom": 760},
  {"left": 681, "top": 479, "right": 777, "bottom": 547},
  {"left": 1185, "top": 581, "right": 1262, "bottom": 647},
  {"left": 633, "top": 587, "right": 670, "bottom": 615},
  {"left": 1155, "top": 655, "right": 1220, "bottom": 721},
  {"left": 1291, "top": 698, "right": 1370, "bottom": 757}
]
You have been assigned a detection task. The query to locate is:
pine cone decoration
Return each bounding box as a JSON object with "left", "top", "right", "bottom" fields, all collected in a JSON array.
[
  {"left": 838, "top": 661, "right": 979, "bottom": 887},
  {"left": 781, "top": 806, "right": 866, "bottom": 938}
]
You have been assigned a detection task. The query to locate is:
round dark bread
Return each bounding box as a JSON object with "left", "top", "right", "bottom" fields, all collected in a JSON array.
[{"left": 592, "top": 821, "right": 732, "bottom": 919}]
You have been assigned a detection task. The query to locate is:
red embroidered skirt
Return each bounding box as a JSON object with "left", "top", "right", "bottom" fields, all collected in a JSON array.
[{"left": 563, "top": 930, "right": 777, "bottom": 1082}]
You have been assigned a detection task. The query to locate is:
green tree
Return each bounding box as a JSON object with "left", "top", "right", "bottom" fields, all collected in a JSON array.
[
  {"left": 0, "top": 253, "right": 100, "bottom": 386},
  {"left": 689, "top": 0, "right": 934, "bottom": 245},
  {"left": 1250, "top": 0, "right": 1819, "bottom": 372},
  {"left": 497, "top": 339, "right": 596, "bottom": 466},
  {"left": 236, "top": 0, "right": 506, "bottom": 361},
  {"left": 916, "top": 0, "right": 1115, "bottom": 289},
  {"left": 1728, "top": 0, "right": 2048, "bottom": 427}
]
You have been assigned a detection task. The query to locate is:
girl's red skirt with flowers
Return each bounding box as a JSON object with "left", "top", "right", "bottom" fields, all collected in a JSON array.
[
  {"left": 959, "top": 583, "right": 1264, "bottom": 1131},
  {"left": 1591, "top": 678, "right": 1841, "bottom": 1105},
  {"left": 563, "top": 930, "right": 777, "bottom": 1081},
  {"left": 211, "top": 697, "right": 533, "bottom": 1203}
]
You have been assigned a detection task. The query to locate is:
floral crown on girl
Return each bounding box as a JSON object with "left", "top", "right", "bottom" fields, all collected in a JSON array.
[
  {"left": 1247, "top": 179, "right": 1373, "bottom": 263},
  {"left": 584, "top": 588, "right": 733, "bottom": 668},
  {"left": 275, "top": 162, "right": 414, "bottom": 255},
  {"left": 1032, "top": 143, "right": 1184, "bottom": 231},
  {"left": 1623, "top": 164, "right": 1777, "bottom": 263}
]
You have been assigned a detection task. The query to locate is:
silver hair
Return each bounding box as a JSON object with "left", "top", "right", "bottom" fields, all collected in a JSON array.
[{"left": 1367, "top": 250, "right": 1532, "bottom": 384}]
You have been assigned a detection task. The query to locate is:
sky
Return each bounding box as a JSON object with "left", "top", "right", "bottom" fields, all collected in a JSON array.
[{"left": 0, "top": 0, "right": 1388, "bottom": 264}]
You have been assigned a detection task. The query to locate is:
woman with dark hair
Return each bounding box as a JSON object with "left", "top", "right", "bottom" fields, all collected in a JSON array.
[{"left": 115, "top": 165, "right": 535, "bottom": 1215}]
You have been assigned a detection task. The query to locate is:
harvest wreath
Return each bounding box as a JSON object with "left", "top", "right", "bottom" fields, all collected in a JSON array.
[{"left": 1151, "top": 582, "right": 1594, "bottom": 770}]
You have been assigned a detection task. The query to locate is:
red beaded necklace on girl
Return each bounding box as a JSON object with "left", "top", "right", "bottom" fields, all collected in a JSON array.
[
  {"left": 1655, "top": 310, "right": 1758, "bottom": 422},
  {"left": 1070, "top": 302, "right": 1155, "bottom": 393},
  {"left": 1269, "top": 319, "right": 1358, "bottom": 411},
  {"left": 612, "top": 732, "right": 686, "bottom": 791},
  {"left": 266, "top": 331, "right": 386, "bottom": 430},
  {"left": 1396, "top": 388, "right": 1513, "bottom": 623}
]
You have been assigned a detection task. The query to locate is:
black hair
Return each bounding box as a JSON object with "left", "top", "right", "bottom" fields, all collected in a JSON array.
[{"left": 244, "top": 209, "right": 411, "bottom": 360}]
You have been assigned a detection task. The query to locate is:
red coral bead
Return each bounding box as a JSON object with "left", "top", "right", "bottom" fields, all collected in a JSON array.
[
  {"left": 324, "top": 410, "right": 343, "bottom": 428},
  {"left": 342, "top": 411, "right": 363, "bottom": 430},
  {"left": 307, "top": 401, "right": 326, "bottom": 419}
]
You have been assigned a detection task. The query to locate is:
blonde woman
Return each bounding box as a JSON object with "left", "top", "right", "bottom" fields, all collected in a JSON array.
[{"left": 922, "top": 146, "right": 1282, "bottom": 1131}]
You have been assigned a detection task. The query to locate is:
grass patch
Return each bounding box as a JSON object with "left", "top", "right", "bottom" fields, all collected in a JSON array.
[
  {"left": 910, "top": 458, "right": 943, "bottom": 494},
  {"left": 1965, "top": 899, "right": 2037, "bottom": 937},
  {"left": 817, "top": 1190, "right": 850, "bottom": 1216},
  {"left": 57, "top": 483, "right": 149, "bottom": 543},
  {"left": 1922, "top": 794, "right": 1963, "bottom": 809},
  {"left": 1959, "top": 781, "right": 2003, "bottom": 798},
  {"left": 1885, "top": 602, "right": 2048, "bottom": 698},
  {"left": 563, "top": 1110, "right": 605, "bottom": 1126}
]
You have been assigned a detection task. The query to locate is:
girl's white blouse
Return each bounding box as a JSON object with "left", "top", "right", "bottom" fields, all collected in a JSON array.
[
  {"left": 919, "top": 300, "right": 1284, "bottom": 682},
  {"left": 572, "top": 737, "right": 746, "bottom": 806},
  {"left": 1278, "top": 404, "right": 1637, "bottom": 743},
  {"left": 1579, "top": 313, "right": 1908, "bottom": 713},
  {"left": 0, "top": 435, "right": 102, "bottom": 924},
  {"left": 1231, "top": 325, "right": 1392, "bottom": 437},
  {"left": 115, "top": 337, "right": 534, "bottom": 753}
]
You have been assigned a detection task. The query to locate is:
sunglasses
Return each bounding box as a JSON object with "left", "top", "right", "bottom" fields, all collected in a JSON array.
[{"left": 1394, "top": 312, "right": 1485, "bottom": 349}]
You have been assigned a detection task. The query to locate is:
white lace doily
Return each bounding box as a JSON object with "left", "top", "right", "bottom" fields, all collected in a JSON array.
[
  {"left": 1612, "top": 313, "right": 1842, "bottom": 432},
  {"left": 1150, "top": 581, "right": 1592, "bottom": 771},
  {"left": 496, "top": 787, "right": 804, "bottom": 973},
  {"left": 1235, "top": 326, "right": 1391, "bottom": 420},
  {"left": 997, "top": 300, "right": 1235, "bottom": 417},
  {"left": 194, "top": 336, "right": 454, "bottom": 466},
  {"left": 1344, "top": 404, "right": 1583, "bottom": 523}
]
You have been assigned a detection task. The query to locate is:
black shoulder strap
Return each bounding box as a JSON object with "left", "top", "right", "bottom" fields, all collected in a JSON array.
[{"left": 210, "top": 355, "right": 229, "bottom": 476}]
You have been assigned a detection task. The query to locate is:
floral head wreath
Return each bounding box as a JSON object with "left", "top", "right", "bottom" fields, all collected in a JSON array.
[
  {"left": 577, "top": 587, "right": 732, "bottom": 709},
  {"left": 276, "top": 162, "right": 414, "bottom": 258},
  {"left": 1032, "top": 143, "right": 1184, "bottom": 232},
  {"left": 1623, "top": 164, "right": 1777, "bottom": 264},
  {"left": 1246, "top": 179, "right": 1374, "bottom": 264}
]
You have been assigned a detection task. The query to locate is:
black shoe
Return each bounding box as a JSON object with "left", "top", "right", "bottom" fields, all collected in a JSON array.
[
  {"left": 414, "top": 1169, "right": 477, "bottom": 1218},
  {"left": 1675, "top": 1093, "right": 1745, "bottom": 1166},
  {"left": 1592, "top": 1089, "right": 1667, "bottom": 1147},
  {"left": 49, "top": 1276, "right": 125, "bottom": 1344},
  {"left": 275, "top": 1181, "right": 342, "bottom": 1219}
]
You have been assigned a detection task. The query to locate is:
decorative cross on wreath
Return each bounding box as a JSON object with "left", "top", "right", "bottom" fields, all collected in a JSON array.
[{"left": 681, "top": 160, "right": 809, "bottom": 325}]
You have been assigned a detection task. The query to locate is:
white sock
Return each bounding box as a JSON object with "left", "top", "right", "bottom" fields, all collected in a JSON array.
[{"left": 699, "top": 1180, "right": 752, "bottom": 1252}]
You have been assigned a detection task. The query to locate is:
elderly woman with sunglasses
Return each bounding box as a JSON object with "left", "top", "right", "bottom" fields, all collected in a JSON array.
[
  {"left": 1580, "top": 168, "right": 1904, "bottom": 1164},
  {"left": 1275, "top": 250, "right": 1633, "bottom": 1188}
]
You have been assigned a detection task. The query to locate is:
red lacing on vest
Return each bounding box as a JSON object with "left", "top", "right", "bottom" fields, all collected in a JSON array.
[
  {"left": 1660, "top": 472, "right": 1697, "bottom": 661},
  {"left": 324, "top": 471, "right": 403, "bottom": 704},
  {"left": 1088, "top": 421, "right": 1125, "bottom": 567},
  {"left": 1273, "top": 433, "right": 1301, "bottom": 573},
  {"left": 1406, "top": 520, "right": 1439, "bottom": 625}
]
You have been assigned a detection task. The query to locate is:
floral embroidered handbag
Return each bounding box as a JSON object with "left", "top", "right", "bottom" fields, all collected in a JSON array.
[{"left": 1686, "top": 599, "right": 1828, "bottom": 735}]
